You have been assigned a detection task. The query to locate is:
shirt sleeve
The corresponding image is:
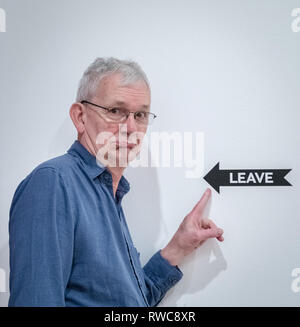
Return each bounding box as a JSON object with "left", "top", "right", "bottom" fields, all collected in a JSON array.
[
  {"left": 141, "top": 249, "right": 183, "bottom": 307},
  {"left": 8, "top": 167, "right": 74, "bottom": 307}
]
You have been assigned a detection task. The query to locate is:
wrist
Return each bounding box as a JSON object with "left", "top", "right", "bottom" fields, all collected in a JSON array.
[{"left": 160, "top": 245, "right": 185, "bottom": 267}]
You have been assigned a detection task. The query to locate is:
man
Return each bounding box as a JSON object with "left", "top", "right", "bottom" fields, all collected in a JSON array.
[{"left": 8, "top": 57, "right": 224, "bottom": 307}]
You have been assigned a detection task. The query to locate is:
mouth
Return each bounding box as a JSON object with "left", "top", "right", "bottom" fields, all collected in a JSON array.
[{"left": 115, "top": 141, "right": 137, "bottom": 149}]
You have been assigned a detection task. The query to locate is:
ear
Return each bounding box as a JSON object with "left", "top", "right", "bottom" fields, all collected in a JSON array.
[{"left": 69, "top": 102, "right": 86, "bottom": 134}]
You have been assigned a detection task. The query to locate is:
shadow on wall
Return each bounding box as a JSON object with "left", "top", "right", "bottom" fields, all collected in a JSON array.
[
  {"left": 123, "top": 164, "right": 167, "bottom": 264},
  {"left": 160, "top": 239, "right": 227, "bottom": 306},
  {"left": 159, "top": 195, "right": 228, "bottom": 306},
  {"left": 0, "top": 242, "right": 9, "bottom": 307},
  {"left": 124, "top": 149, "right": 227, "bottom": 307}
]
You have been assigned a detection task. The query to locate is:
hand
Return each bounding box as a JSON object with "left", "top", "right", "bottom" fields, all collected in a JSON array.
[{"left": 160, "top": 188, "right": 224, "bottom": 266}]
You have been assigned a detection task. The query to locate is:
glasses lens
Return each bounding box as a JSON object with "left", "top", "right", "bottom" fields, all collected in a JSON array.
[
  {"left": 135, "top": 112, "right": 156, "bottom": 125},
  {"left": 104, "top": 107, "right": 156, "bottom": 125},
  {"left": 106, "top": 108, "right": 127, "bottom": 121}
]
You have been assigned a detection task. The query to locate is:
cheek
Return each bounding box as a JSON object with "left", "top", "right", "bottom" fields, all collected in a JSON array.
[
  {"left": 92, "top": 119, "right": 114, "bottom": 135},
  {"left": 87, "top": 120, "right": 103, "bottom": 139},
  {"left": 94, "top": 122, "right": 120, "bottom": 145}
]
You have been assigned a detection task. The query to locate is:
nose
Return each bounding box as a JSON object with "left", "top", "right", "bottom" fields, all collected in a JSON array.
[
  {"left": 125, "top": 112, "right": 139, "bottom": 133},
  {"left": 118, "top": 113, "right": 139, "bottom": 145}
]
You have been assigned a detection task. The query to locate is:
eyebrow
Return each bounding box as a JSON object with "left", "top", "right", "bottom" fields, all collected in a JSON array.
[{"left": 113, "top": 101, "right": 149, "bottom": 110}]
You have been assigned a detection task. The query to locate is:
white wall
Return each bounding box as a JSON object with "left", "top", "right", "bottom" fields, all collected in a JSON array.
[{"left": 0, "top": 0, "right": 299, "bottom": 306}]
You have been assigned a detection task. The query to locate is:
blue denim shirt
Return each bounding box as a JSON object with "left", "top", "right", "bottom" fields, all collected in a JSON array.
[{"left": 8, "top": 140, "right": 183, "bottom": 307}]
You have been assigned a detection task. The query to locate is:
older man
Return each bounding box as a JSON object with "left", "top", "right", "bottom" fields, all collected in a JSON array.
[{"left": 8, "top": 57, "right": 224, "bottom": 307}]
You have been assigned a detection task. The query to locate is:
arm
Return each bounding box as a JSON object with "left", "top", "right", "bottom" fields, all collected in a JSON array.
[
  {"left": 8, "top": 167, "right": 74, "bottom": 306},
  {"left": 141, "top": 249, "right": 183, "bottom": 307}
]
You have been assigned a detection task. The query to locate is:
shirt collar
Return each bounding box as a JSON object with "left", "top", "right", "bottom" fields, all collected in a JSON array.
[{"left": 67, "top": 140, "right": 130, "bottom": 194}]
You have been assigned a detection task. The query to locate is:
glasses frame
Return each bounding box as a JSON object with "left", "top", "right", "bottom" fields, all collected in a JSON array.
[{"left": 80, "top": 100, "right": 157, "bottom": 125}]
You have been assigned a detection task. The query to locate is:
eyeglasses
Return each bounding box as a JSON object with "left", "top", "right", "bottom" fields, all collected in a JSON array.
[{"left": 80, "top": 100, "right": 157, "bottom": 126}]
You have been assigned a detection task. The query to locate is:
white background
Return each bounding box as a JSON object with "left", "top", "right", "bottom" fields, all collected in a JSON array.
[{"left": 0, "top": 0, "right": 299, "bottom": 306}]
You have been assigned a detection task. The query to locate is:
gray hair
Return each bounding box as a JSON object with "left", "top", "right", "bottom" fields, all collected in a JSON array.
[{"left": 76, "top": 57, "right": 150, "bottom": 102}]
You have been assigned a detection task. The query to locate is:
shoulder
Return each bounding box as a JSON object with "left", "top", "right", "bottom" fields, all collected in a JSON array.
[
  {"left": 14, "top": 153, "right": 80, "bottom": 197},
  {"left": 28, "top": 150, "right": 84, "bottom": 184},
  {"left": 10, "top": 153, "right": 80, "bottom": 216},
  {"left": 34, "top": 153, "right": 79, "bottom": 176},
  {"left": 9, "top": 155, "right": 78, "bottom": 234}
]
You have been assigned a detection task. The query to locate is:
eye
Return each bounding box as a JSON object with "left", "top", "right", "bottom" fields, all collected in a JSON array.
[
  {"left": 109, "top": 108, "right": 122, "bottom": 115},
  {"left": 135, "top": 111, "right": 147, "bottom": 119}
]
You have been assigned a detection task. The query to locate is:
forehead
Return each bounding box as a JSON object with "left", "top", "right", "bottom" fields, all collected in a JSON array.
[{"left": 95, "top": 73, "right": 151, "bottom": 108}]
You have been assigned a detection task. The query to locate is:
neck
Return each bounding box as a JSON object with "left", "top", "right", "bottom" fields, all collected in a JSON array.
[{"left": 106, "top": 166, "right": 125, "bottom": 197}]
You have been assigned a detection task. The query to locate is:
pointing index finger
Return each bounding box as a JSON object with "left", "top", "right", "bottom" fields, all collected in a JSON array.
[{"left": 191, "top": 188, "right": 211, "bottom": 216}]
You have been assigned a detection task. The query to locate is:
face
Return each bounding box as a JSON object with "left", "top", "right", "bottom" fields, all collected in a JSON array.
[{"left": 78, "top": 73, "right": 151, "bottom": 168}]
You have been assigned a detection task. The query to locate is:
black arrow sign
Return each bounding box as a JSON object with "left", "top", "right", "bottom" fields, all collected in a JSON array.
[{"left": 203, "top": 162, "right": 292, "bottom": 193}]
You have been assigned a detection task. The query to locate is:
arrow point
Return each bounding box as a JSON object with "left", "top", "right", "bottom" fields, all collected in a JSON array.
[
  {"left": 284, "top": 169, "right": 292, "bottom": 184},
  {"left": 203, "top": 162, "right": 221, "bottom": 193},
  {"left": 280, "top": 169, "right": 292, "bottom": 186},
  {"left": 212, "top": 184, "right": 220, "bottom": 193}
]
